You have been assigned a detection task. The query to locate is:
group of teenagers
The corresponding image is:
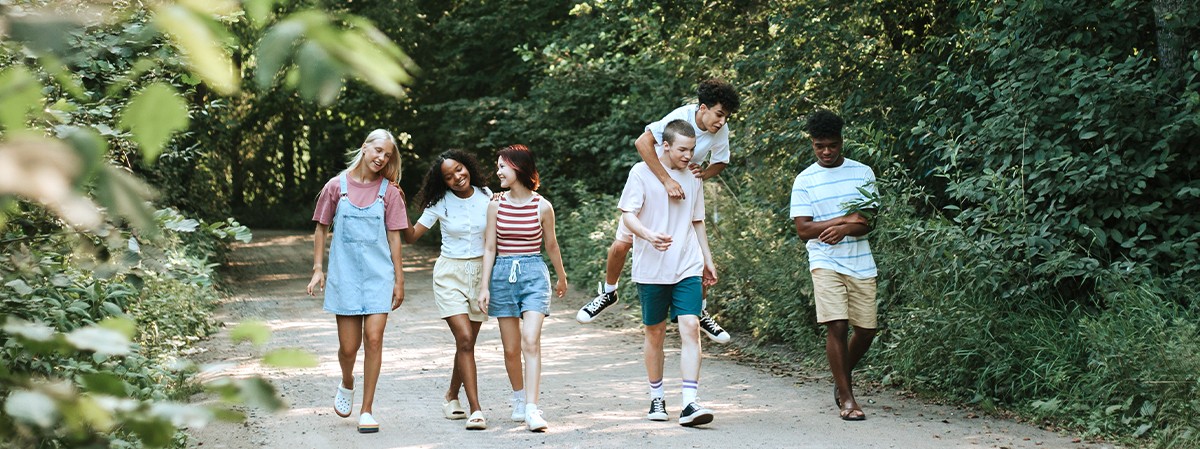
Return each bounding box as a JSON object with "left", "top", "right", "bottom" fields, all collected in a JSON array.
[{"left": 305, "top": 79, "right": 882, "bottom": 434}]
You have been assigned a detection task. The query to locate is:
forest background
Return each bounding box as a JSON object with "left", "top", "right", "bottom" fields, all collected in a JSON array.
[{"left": 0, "top": 0, "right": 1197, "bottom": 447}]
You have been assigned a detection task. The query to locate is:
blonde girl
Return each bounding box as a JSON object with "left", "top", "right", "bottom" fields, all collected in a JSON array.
[{"left": 306, "top": 129, "right": 407, "bottom": 433}]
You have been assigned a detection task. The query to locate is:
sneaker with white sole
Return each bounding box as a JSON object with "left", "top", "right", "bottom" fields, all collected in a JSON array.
[
  {"left": 524, "top": 403, "right": 548, "bottom": 432},
  {"left": 510, "top": 395, "right": 526, "bottom": 421},
  {"left": 678, "top": 402, "right": 713, "bottom": 427},
  {"left": 576, "top": 283, "right": 619, "bottom": 323},
  {"left": 647, "top": 397, "right": 668, "bottom": 421},
  {"left": 333, "top": 383, "right": 354, "bottom": 418},
  {"left": 698, "top": 311, "right": 731, "bottom": 343}
]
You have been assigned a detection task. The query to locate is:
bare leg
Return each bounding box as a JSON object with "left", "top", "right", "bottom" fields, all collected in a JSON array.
[
  {"left": 826, "top": 319, "right": 866, "bottom": 418},
  {"left": 444, "top": 315, "right": 483, "bottom": 412},
  {"left": 521, "top": 311, "right": 546, "bottom": 404},
  {"left": 846, "top": 326, "right": 877, "bottom": 373},
  {"left": 335, "top": 315, "right": 364, "bottom": 390},
  {"left": 604, "top": 240, "right": 633, "bottom": 285},
  {"left": 359, "top": 313, "right": 389, "bottom": 414},
  {"left": 497, "top": 317, "right": 524, "bottom": 392},
  {"left": 643, "top": 321, "right": 667, "bottom": 385},
  {"left": 677, "top": 315, "right": 702, "bottom": 381}
]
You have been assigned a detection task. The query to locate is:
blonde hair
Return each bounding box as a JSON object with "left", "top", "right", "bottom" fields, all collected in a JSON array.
[{"left": 345, "top": 129, "right": 402, "bottom": 183}]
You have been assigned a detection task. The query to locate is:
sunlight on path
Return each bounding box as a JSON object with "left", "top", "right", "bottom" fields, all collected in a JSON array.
[{"left": 187, "top": 230, "right": 1096, "bottom": 449}]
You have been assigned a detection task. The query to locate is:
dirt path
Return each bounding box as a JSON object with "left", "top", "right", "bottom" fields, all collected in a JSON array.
[{"left": 188, "top": 230, "right": 1101, "bottom": 449}]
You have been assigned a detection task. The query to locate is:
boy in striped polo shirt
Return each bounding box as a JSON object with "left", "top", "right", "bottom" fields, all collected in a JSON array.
[{"left": 789, "top": 109, "right": 878, "bottom": 421}]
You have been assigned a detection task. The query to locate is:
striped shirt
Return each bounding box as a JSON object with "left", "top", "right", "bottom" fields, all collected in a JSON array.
[
  {"left": 789, "top": 158, "right": 878, "bottom": 279},
  {"left": 496, "top": 193, "right": 543, "bottom": 255}
]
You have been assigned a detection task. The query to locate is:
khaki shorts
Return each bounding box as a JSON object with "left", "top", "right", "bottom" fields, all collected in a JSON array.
[
  {"left": 811, "top": 268, "right": 877, "bottom": 329},
  {"left": 433, "top": 256, "right": 488, "bottom": 322}
]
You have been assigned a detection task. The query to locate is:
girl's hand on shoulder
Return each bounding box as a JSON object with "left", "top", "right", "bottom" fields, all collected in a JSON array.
[
  {"left": 391, "top": 282, "right": 405, "bottom": 310},
  {"left": 306, "top": 271, "right": 325, "bottom": 296},
  {"left": 554, "top": 277, "right": 568, "bottom": 298}
]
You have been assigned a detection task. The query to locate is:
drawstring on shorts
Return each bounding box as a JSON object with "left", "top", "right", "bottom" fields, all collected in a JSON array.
[{"left": 508, "top": 259, "right": 522, "bottom": 283}]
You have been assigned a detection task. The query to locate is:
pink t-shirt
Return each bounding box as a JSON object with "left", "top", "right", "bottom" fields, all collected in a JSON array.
[
  {"left": 312, "top": 175, "right": 409, "bottom": 231},
  {"left": 617, "top": 162, "right": 705, "bottom": 284}
]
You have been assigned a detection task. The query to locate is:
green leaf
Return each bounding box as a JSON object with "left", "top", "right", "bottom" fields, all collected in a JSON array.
[
  {"left": 153, "top": 5, "right": 239, "bottom": 94},
  {"left": 235, "top": 378, "right": 284, "bottom": 411},
  {"left": 98, "top": 316, "right": 137, "bottom": 339},
  {"left": 5, "top": 279, "right": 34, "bottom": 296},
  {"left": 92, "top": 165, "right": 158, "bottom": 235},
  {"left": 296, "top": 42, "right": 344, "bottom": 105},
  {"left": 262, "top": 348, "right": 318, "bottom": 368},
  {"left": 0, "top": 66, "right": 44, "bottom": 132},
  {"left": 2, "top": 317, "right": 55, "bottom": 341},
  {"left": 255, "top": 19, "right": 305, "bottom": 89},
  {"left": 3, "top": 390, "right": 58, "bottom": 428},
  {"left": 165, "top": 218, "right": 200, "bottom": 232},
  {"left": 245, "top": 0, "right": 282, "bottom": 28},
  {"left": 230, "top": 321, "right": 271, "bottom": 346},
  {"left": 1079, "top": 130, "right": 1098, "bottom": 140},
  {"left": 65, "top": 325, "right": 131, "bottom": 356},
  {"left": 118, "top": 82, "right": 190, "bottom": 164},
  {"left": 81, "top": 373, "right": 130, "bottom": 396}
]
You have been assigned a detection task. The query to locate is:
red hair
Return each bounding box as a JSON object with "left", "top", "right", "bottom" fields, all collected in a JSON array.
[{"left": 497, "top": 144, "right": 540, "bottom": 190}]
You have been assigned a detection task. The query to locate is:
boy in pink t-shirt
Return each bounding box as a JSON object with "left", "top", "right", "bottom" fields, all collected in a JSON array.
[{"left": 616, "top": 119, "right": 718, "bottom": 427}]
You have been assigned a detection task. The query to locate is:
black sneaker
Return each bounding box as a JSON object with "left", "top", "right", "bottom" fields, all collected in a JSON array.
[
  {"left": 678, "top": 402, "right": 713, "bottom": 427},
  {"left": 576, "top": 284, "right": 619, "bottom": 323},
  {"left": 646, "top": 397, "right": 668, "bottom": 421},
  {"left": 698, "top": 311, "right": 731, "bottom": 343}
]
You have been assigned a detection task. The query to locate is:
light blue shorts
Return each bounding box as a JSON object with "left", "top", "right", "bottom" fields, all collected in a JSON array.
[{"left": 488, "top": 254, "right": 551, "bottom": 318}]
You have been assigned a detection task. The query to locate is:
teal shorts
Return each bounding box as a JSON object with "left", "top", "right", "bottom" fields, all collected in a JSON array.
[{"left": 637, "top": 276, "right": 703, "bottom": 325}]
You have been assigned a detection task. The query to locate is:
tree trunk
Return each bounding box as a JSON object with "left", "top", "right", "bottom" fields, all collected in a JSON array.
[{"left": 1153, "top": 0, "right": 1188, "bottom": 84}]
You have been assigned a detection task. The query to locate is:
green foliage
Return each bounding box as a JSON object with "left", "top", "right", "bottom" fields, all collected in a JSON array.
[{"left": 0, "top": 207, "right": 269, "bottom": 447}]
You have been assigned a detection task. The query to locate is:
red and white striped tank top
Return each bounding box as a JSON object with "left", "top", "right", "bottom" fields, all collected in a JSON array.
[{"left": 496, "top": 193, "right": 543, "bottom": 255}]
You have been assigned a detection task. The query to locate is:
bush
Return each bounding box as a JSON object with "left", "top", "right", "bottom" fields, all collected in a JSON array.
[{"left": 0, "top": 207, "right": 253, "bottom": 448}]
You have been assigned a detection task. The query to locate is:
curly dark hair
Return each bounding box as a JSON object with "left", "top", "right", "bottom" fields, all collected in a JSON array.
[
  {"left": 805, "top": 109, "right": 844, "bottom": 140},
  {"left": 698, "top": 78, "right": 740, "bottom": 114},
  {"left": 414, "top": 150, "right": 489, "bottom": 209}
]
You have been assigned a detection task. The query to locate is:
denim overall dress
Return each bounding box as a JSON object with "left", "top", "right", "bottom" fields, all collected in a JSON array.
[{"left": 324, "top": 175, "right": 394, "bottom": 315}]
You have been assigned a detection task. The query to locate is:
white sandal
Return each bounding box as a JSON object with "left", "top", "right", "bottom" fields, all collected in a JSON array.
[
  {"left": 443, "top": 399, "right": 467, "bottom": 420},
  {"left": 333, "top": 383, "right": 353, "bottom": 418},
  {"left": 465, "top": 410, "right": 487, "bottom": 430}
]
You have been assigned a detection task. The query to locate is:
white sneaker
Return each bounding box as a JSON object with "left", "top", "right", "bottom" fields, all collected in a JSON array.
[
  {"left": 524, "top": 403, "right": 548, "bottom": 432},
  {"left": 511, "top": 395, "right": 526, "bottom": 421}
]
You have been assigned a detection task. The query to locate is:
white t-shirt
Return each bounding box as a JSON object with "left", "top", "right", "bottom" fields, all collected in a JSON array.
[
  {"left": 646, "top": 104, "right": 731, "bottom": 165},
  {"left": 788, "top": 158, "right": 878, "bottom": 279},
  {"left": 617, "top": 162, "right": 706, "bottom": 284},
  {"left": 417, "top": 186, "right": 490, "bottom": 259}
]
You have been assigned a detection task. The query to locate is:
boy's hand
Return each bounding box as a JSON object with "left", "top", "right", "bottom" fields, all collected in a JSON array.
[
  {"left": 702, "top": 262, "right": 718, "bottom": 287},
  {"left": 661, "top": 178, "right": 685, "bottom": 199},
  {"left": 818, "top": 225, "right": 851, "bottom": 245},
  {"left": 646, "top": 232, "right": 673, "bottom": 251},
  {"left": 306, "top": 271, "right": 325, "bottom": 296}
]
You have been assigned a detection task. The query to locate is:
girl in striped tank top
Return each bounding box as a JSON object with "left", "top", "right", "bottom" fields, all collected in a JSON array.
[{"left": 478, "top": 144, "right": 568, "bottom": 432}]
